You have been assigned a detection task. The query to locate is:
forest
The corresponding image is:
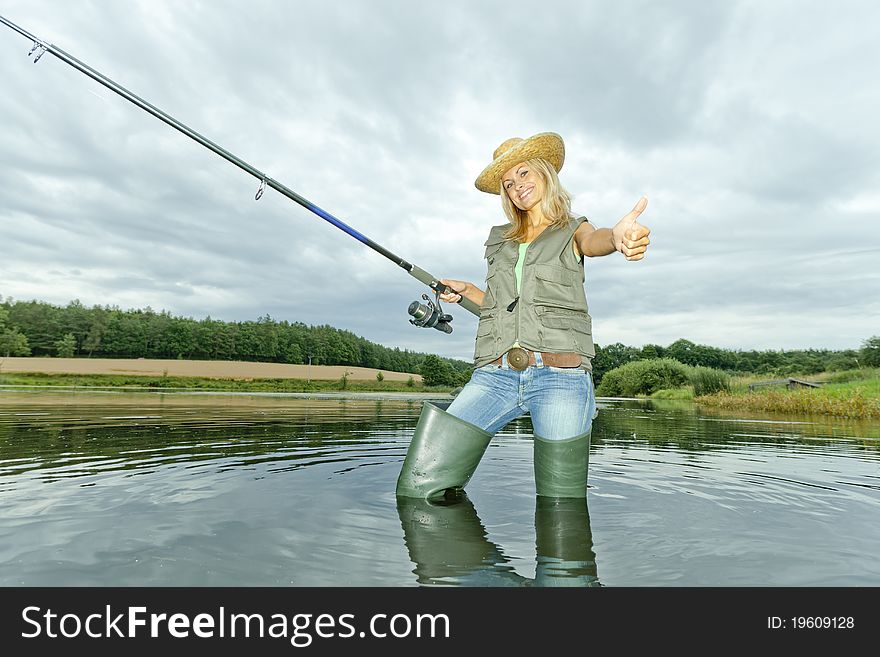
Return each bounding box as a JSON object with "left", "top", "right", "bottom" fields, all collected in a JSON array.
[{"left": 0, "top": 297, "right": 472, "bottom": 378}]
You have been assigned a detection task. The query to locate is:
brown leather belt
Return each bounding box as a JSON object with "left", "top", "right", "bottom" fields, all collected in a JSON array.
[{"left": 491, "top": 347, "right": 582, "bottom": 371}]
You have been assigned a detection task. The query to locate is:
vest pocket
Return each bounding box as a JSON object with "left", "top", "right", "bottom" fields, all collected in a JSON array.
[
  {"left": 482, "top": 271, "right": 498, "bottom": 310},
  {"left": 483, "top": 238, "right": 509, "bottom": 265},
  {"left": 476, "top": 316, "right": 495, "bottom": 337},
  {"left": 533, "top": 264, "right": 581, "bottom": 310},
  {"left": 536, "top": 310, "right": 592, "bottom": 352},
  {"left": 474, "top": 313, "right": 499, "bottom": 360}
]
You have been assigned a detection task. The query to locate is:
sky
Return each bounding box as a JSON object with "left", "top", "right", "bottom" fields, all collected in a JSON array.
[{"left": 1, "top": 0, "right": 878, "bottom": 363}]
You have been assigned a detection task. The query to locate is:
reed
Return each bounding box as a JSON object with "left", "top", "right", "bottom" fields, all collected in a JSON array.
[{"left": 688, "top": 366, "right": 731, "bottom": 396}]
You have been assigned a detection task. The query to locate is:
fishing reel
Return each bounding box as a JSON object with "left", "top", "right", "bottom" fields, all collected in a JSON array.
[{"left": 408, "top": 289, "right": 453, "bottom": 334}]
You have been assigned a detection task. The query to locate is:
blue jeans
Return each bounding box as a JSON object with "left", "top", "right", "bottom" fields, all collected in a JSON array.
[{"left": 446, "top": 354, "right": 597, "bottom": 440}]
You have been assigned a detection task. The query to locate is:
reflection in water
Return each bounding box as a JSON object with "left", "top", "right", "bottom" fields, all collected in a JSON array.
[
  {"left": 397, "top": 493, "right": 599, "bottom": 587},
  {"left": 0, "top": 397, "right": 420, "bottom": 488},
  {"left": 533, "top": 497, "right": 599, "bottom": 587},
  {"left": 0, "top": 392, "right": 878, "bottom": 586},
  {"left": 397, "top": 493, "right": 522, "bottom": 586}
]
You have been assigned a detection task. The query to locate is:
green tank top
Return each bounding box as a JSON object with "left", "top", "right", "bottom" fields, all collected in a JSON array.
[
  {"left": 515, "top": 242, "right": 530, "bottom": 293},
  {"left": 512, "top": 243, "right": 529, "bottom": 347}
]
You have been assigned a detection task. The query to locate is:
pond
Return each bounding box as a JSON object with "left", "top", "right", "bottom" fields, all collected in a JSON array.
[{"left": 1, "top": 390, "right": 878, "bottom": 587}]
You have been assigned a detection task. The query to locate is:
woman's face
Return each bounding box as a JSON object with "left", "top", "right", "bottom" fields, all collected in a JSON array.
[{"left": 502, "top": 161, "right": 544, "bottom": 211}]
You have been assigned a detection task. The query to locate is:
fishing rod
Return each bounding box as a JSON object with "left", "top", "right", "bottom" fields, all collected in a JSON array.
[{"left": 0, "top": 14, "right": 479, "bottom": 333}]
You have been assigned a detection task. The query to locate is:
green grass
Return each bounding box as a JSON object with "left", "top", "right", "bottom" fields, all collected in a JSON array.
[
  {"left": 696, "top": 374, "right": 880, "bottom": 419},
  {"left": 0, "top": 372, "right": 457, "bottom": 394},
  {"left": 650, "top": 388, "right": 695, "bottom": 400}
]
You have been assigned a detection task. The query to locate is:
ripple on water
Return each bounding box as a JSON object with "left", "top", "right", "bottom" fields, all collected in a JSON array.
[{"left": 0, "top": 393, "right": 878, "bottom": 586}]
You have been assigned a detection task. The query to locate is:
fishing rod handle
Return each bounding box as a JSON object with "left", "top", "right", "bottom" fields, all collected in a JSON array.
[
  {"left": 407, "top": 266, "right": 480, "bottom": 317},
  {"left": 428, "top": 282, "right": 482, "bottom": 317}
]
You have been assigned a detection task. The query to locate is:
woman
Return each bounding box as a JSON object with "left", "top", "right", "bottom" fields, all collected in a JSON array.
[{"left": 397, "top": 132, "right": 650, "bottom": 500}]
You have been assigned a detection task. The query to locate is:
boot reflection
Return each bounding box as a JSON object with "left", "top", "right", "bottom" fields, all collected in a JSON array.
[
  {"left": 533, "top": 496, "right": 601, "bottom": 587},
  {"left": 396, "top": 492, "right": 526, "bottom": 587}
]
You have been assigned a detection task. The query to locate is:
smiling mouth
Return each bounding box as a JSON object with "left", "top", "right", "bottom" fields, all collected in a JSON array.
[{"left": 519, "top": 187, "right": 533, "bottom": 202}]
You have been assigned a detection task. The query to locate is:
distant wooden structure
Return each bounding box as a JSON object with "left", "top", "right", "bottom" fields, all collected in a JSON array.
[{"left": 748, "top": 377, "right": 822, "bottom": 391}]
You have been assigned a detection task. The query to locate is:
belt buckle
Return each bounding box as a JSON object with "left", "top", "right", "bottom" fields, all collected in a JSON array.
[{"left": 507, "top": 347, "right": 530, "bottom": 371}]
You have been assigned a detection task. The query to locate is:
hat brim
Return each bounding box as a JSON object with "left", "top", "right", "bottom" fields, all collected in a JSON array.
[{"left": 474, "top": 132, "right": 565, "bottom": 194}]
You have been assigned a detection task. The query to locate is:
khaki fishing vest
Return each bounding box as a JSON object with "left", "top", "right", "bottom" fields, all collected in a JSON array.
[{"left": 473, "top": 216, "right": 596, "bottom": 370}]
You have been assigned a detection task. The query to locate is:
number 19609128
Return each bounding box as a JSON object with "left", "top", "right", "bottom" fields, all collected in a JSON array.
[{"left": 768, "top": 616, "right": 854, "bottom": 629}]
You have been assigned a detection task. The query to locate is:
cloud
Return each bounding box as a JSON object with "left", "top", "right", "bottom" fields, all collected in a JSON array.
[{"left": 1, "top": 0, "right": 878, "bottom": 361}]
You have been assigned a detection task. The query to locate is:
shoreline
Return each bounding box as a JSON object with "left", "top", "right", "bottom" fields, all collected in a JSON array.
[
  {"left": 3, "top": 361, "right": 876, "bottom": 420},
  {"left": 1, "top": 387, "right": 877, "bottom": 423}
]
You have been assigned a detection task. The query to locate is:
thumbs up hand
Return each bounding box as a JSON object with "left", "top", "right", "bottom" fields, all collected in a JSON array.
[{"left": 611, "top": 196, "right": 651, "bottom": 261}]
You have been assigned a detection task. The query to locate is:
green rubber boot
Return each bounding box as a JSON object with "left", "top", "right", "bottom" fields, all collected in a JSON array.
[
  {"left": 533, "top": 431, "right": 591, "bottom": 498},
  {"left": 396, "top": 402, "right": 492, "bottom": 500}
]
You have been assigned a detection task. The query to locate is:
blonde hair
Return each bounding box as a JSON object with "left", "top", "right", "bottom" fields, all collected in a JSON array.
[{"left": 500, "top": 158, "right": 573, "bottom": 242}]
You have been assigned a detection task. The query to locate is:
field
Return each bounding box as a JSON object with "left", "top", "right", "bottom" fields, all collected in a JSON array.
[{"left": 0, "top": 357, "right": 422, "bottom": 382}]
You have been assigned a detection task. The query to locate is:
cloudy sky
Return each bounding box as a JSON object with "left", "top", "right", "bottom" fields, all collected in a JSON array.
[{"left": 1, "top": 0, "right": 877, "bottom": 363}]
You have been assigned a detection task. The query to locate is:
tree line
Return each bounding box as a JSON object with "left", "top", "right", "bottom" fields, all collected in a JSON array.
[
  {"left": 0, "top": 296, "right": 472, "bottom": 377},
  {"left": 416, "top": 337, "right": 880, "bottom": 388},
  {"left": 2, "top": 296, "right": 877, "bottom": 386},
  {"left": 591, "top": 337, "right": 880, "bottom": 385}
]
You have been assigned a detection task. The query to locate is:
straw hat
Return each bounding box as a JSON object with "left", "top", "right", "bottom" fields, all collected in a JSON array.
[{"left": 474, "top": 132, "right": 565, "bottom": 194}]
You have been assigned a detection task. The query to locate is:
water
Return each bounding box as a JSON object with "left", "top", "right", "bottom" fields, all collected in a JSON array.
[{"left": 1, "top": 391, "right": 878, "bottom": 587}]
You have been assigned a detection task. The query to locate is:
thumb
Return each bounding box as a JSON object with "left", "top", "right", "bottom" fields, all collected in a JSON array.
[
  {"left": 441, "top": 279, "right": 463, "bottom": 294},
  {"left": 628, "top": 196, "right": 647, "bottom": 238},
  {"left": 632, "top": 195, "right": 648, "bottom": 219}
]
